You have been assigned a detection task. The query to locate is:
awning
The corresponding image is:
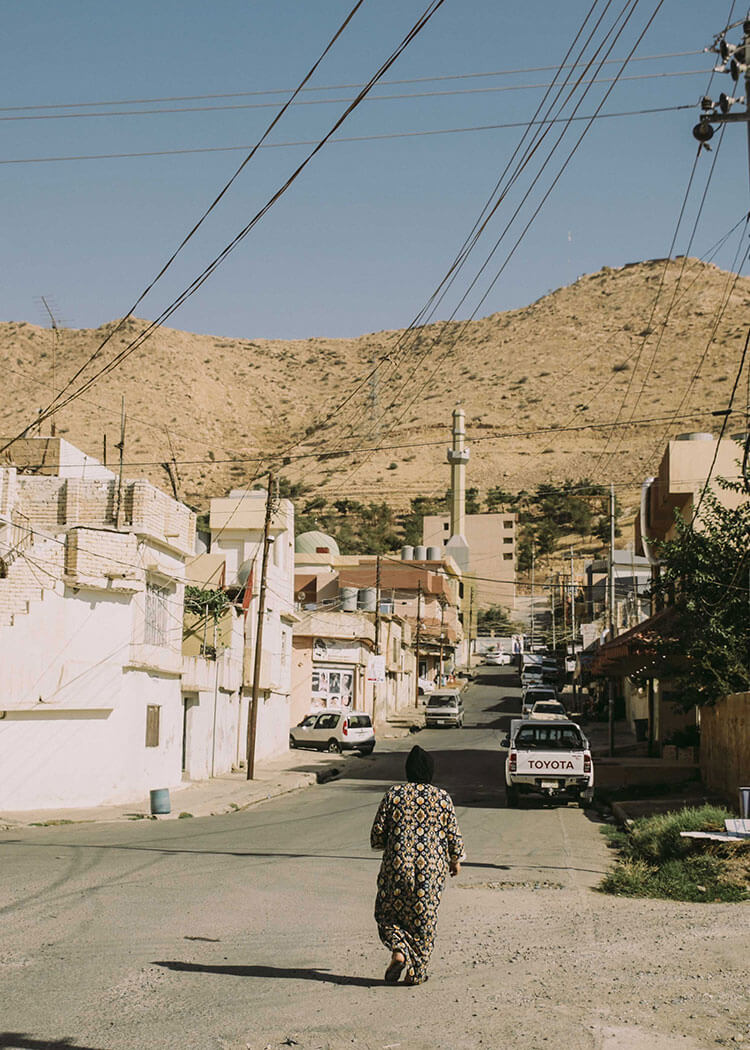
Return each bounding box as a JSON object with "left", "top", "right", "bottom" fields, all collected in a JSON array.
[{"left": 589, "top": 606, "right": 678, "bottom": 677}]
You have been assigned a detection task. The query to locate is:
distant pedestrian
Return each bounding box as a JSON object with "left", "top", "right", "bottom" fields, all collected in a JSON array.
[{"left": 370, "top": 745, "right": 464, "bottom": 985}]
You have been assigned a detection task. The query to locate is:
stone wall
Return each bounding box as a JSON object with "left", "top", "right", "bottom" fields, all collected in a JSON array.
[{"left": 700, "top": 692, "right": 750, "bottom": 806}]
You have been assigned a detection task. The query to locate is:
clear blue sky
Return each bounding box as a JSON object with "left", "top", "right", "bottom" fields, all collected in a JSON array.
[{"left": 2, "top": 1, "right": 747, "bottom": 340}]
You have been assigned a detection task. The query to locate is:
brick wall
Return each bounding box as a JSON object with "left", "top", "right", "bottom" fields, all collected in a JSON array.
[{"left": 65, "top": 527, "right": 141, "bottom": 588}]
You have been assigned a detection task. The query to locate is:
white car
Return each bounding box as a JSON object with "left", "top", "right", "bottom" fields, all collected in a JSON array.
[
  {"left": 483, "top": 650, "right": 510, "bottom": 665},
  {"left": 289, "top": 710, "right": 375, "bottom": 754},
  {"left": 528, "top": 700, "right": 568, "bottom": 721},
  {"left": 418, "top": 677, "right": 436, "bottom": 696}
]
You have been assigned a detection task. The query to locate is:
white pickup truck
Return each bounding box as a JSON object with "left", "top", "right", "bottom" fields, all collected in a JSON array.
[{"left": 501, "top": 718, "right": 594, "bottom": 808}]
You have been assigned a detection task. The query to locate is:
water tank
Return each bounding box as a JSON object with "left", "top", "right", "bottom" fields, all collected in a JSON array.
[
  {"left": 427, "top": 546, "right": 441, "bottom": 561},
  {"left": 358, "top": 587, "right": 377, "bottom": 612},
  {"left": 341, "top": 587, "right": 358, "bottom": 612},
  {"left": 414, "top": 545, "right": 427, "bottom": 561},
  {"left": 675, "top": 432, "right": 714, "bottom": 442},
  {"left": 401, "top": 545, "right": 414, "bottom": 561}
]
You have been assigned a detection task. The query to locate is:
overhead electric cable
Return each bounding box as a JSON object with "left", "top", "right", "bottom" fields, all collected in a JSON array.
[
  {"left": 0, "top": 49, "right": 702, "bottom": 112},
  {"left": 0, "top": 69, "right": 707, "bottom": 122},
  {"left": 0, "top": 104, "right": 693, "bottom": 166},
  {"left": 0, "top": 0, "right": 448, "bottom": 455}
]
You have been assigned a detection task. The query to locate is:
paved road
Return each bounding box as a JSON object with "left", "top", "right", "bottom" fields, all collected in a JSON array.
[{"left": 0, "top": 669, "right": 681, "bottom": 1050}]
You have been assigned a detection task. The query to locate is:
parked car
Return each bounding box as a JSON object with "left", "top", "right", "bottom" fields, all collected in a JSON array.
[
  {"left": 528, "top": 700, "right": 568, "bottom": 721},
  {"left": 289, "top": 710, "right": 375, "bottom": 754},
  {"left": 483, "top": 650, "right": 511, "bottom": 665},
  {"left": 418, "top": 677, "right": 436, "bottom": 696},
  {"left": 424, "top": 690, "right": 464, "bottom": 728}
]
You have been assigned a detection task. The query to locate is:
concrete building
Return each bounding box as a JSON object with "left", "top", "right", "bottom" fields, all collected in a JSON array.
[
  {"left": 208, "top": 488, "right": 297, "bottom": 763},
  {"left": 293, "top": 533, "right": 422, "bottom": 723},
  {"left": 0, "top": 438, "right": 195, "bottom": 811},
  {"left": 181, "top": 553, "right": 244, "bottom": 780},
  {"left": 592, "top": 431, "right": 748, "bottom": 751},
  {"left": 422, "top": 511, "right": 516, "bottom": 611}
]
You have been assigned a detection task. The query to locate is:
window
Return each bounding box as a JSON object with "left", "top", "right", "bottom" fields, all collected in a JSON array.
[
  {"left": 504, "top": 520, "right": 513, "bottom": 529},
  {"left": 145, "top": 705, "right": 160, "bottom": 747},
  {"left": 145, "top": 582, "right": 170, "bottom": 646},
  {"left": 503, "top": 537, "right": 513, "bottom": 544},
  {"left": 503, "top": 553, "right": 513, "bottom": 561},
  {"left": 349, "top": 715, "right": 372, "bottom": 728},
  {"left": 443, "top": 522, "right": 450, "bottom": 531},
  {"left": 316, "top": 713, "right": 340, "bottom": 730}
]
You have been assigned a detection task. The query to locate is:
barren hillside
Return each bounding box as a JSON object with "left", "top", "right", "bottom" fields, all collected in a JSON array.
[{"left": 1, "top": 257, "right": 748, "bottom": 513}]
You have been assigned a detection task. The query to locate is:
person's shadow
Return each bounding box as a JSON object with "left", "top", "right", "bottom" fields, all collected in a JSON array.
[{"left": 154, "top": 960, "right": 382, "bottom": 988}]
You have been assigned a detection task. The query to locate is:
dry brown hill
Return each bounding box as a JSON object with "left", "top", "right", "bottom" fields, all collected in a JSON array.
[{"left": 2, "top": 256, "right": 748, "bottom": 514}]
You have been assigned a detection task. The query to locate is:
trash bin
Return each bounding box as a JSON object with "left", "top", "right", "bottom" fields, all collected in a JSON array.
[
  {"left": 149, "top": 788, "right": 171, "bottom": 815},
  {"left": 739, "top": 787, "right": 750, "bottom": 820},
  {"left": 633, "top": 718, "right": 648, "bottom": 742}
]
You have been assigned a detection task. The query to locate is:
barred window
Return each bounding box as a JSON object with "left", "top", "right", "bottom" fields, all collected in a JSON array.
[{"left": 144, "top": 582, "right": 170, "bottom": 646}]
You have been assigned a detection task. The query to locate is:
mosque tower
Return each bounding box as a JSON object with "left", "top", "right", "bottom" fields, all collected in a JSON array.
[{"left": 444, "top": 405, "right": 470, "bottom": 572}]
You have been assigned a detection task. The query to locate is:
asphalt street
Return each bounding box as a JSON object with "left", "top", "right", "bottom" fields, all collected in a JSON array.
[{"left": 0, "top": 669, "right": 625, "bottom": 1050}]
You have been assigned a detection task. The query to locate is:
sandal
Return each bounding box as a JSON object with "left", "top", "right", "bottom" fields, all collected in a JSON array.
[{"left": 384, "top": 953, "right": 406, "bottom": 984}]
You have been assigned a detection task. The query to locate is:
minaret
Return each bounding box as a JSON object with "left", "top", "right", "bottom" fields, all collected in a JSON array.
[{"left": 444, "top": 405, "right": 470, "bottom": 572}]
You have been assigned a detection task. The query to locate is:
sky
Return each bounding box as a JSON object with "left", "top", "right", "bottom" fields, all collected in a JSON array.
[{"left": 3, "top": 1, "right": 749, "bottom": 341}]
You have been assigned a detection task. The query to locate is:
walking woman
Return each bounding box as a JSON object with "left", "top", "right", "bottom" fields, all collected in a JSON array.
[{"left": 370, "top": 745, "right": 464, "bottom": 986}]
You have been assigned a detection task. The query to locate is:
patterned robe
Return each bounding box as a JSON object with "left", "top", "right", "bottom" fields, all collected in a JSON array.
[{"left": 370, "top": 782, "right": 464, "bottom": 984}]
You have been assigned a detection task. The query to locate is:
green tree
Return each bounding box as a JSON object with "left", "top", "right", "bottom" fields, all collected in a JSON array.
[
  {"left": 650, "top": 489, "right": 750, "bottom": 708},
  {"left": 477, "top": 604, "right": 514, "bottom": 634}
]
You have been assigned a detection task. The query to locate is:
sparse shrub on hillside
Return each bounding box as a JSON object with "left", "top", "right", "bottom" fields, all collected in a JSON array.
[{"left": 612, "top": 361, "right": 630, "bottom": 372}]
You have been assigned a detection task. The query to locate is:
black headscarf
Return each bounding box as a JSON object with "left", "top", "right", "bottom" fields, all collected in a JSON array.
[{"left": 405, "top": 744, "right": 434, "bottom": 784}]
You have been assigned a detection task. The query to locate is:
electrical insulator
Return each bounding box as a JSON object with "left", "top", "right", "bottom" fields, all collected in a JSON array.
[
  {"left": 719, "top": 92, "right": 732, "bottom": 113},
  {"left": 692, "top": 119, "right": 715, "bottom": 143},
  {"left": 700, "top": 96, "right": 714, "bottom": 111}
]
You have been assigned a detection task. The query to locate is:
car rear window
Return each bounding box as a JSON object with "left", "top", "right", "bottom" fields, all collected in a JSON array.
[
  {"left": 526, "top": 689, "right": 556, "bottom": 701},
  {"left": 533, "top": 703, "right": 564, "bottom": 714},
  {"left": 515, "top": 725, "right": 584, "bottom": 750},
  {"left": 348, "top": 715, "right": 371, "bottom": 728},
  {"left": 428, "top": 695, "right": 457, "bottom": 708}
]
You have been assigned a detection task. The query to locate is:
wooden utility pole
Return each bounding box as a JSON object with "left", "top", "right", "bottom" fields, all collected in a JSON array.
[
  {"left": 569, "top": 547, "right": 577, "bottom": 707},
  {"left": 246, "top": 473, "right": 274, "bottom": 780},
  {"left": 414, "top": 582, "right": 422, "bottom": 707},
  {"left": 374, "top": 555, "right": 381, "bottom": 654},
  {"left": 467, "top": 588, "right": 474, "bottom": 666},
  {"left": 608, "top": 481, "right": 616, "bottom": 757},
  {"left": 114, "top": 397, "right": 126, "bottom": 529}
]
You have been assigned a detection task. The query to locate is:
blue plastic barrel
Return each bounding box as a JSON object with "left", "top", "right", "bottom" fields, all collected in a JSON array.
[{"left": 149, "top": 788, "right": 171, "bottom": 815}]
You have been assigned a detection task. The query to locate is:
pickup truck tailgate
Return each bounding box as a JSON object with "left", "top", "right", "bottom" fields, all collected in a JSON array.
[{"left": 515, "top": 749, "right": 588, "bottom": 777}]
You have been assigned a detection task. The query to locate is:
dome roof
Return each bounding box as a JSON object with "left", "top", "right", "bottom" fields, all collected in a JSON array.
[{"left": 295, "top": 530, "right": 340, "bottom": 555}]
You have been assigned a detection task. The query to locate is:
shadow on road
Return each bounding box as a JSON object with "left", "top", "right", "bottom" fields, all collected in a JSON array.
[
  {"left": 154, "top": 960, "right": 382, "bottom": 987},
  {"left": 0, "top": 1036, "right": 105, "bottom": 1050}
]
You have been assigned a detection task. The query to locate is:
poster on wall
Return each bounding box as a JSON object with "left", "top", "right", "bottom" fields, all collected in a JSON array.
[
  {"left": 367, "top": 654, "right": 386, "bottom": 683},
  {"left": 312, "top": 664, "right": 354, "bottom": 707}
]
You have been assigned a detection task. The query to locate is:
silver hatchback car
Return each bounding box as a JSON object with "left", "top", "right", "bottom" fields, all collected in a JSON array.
[
  {"left": 425, "top": 691, "right": 464, "bottom": 728},
  {"left": 289, "top": 709, "right": 376, "bottom": 754}
]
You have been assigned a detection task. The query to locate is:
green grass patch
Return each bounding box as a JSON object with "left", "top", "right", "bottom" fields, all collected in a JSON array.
[{"left": 600, "top": 805, "right": 750, "bottom": 903}]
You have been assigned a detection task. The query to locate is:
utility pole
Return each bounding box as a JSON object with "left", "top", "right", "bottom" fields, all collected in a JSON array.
[
  {"left": 569, "top": 547, "right": 577, "bottom": 707},
  {"left": 608, "top": 481, "right": 616, "bottom": 757},
  {"left": 549, "top": 575, "right": 556, "bottom": 651},
  {"left": 693, "top": 18, "right": 750, "bottom": 192},
  {"left": 115, "top": 397, "right": 126, "bottom": 529},
  {"left": 374, "top": 555, "right": 381, "bottom": 654},
  {"left": 467, "top": 587, "right": 474, "bottom": 667},
  {"left": 246, "top": 473, "right": 274, "bottom": 780},
  {"left": 530, "top": 542, "right": 536, "bottom": 650},
  {"left": 414, "top": 582, "right": 422, "bottom": 708},
  {"left": 438, "top": 597, "right": 446, "bottom": 684}
]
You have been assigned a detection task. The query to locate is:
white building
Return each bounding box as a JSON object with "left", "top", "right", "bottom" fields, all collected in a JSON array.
[
  {"left": 208, "top": 488, "right": 296, "bottom": 763},
  {"left": 0, "top": 438, "right": 195, "bottom": 811}
]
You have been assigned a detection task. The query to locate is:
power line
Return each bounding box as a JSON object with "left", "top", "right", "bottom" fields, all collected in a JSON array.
[
  {"left": 0, "top": 69, "right": 707, "bottom": 123},
  {"left": 4, "top": 407, "right": 742, "bottom": 474},
  {"left": 0, "top": 104, "right": 693, "bottom": 166},
  {"left": 0, "top": 49, "right": 703, "bottom": 112},
  {"left": 0, "top": 0, "right": 448, "bottom": 455},
  {"left": 335, "top": 0, "right": 666, "bottom": 484}
]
